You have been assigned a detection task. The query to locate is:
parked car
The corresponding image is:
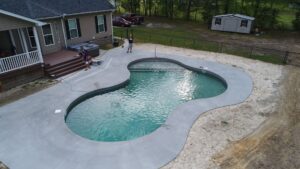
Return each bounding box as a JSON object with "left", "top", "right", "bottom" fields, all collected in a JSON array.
[
  {"left": 121, "top": 13, "right": 144, "bottom": 25},
  {"left": 113, "top": 17, "right": 132, "bottom": 27}
]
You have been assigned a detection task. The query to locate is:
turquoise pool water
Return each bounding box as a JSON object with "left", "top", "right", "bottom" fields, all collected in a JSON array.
[{"left": 65, "top": 60, "right": 226, "bottom": 142}]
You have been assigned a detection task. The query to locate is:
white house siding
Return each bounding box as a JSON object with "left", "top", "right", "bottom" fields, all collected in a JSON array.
[
  {"left": 223, "top": 16, "right": 239, "bottom": 32},
  {"left": 211, "top": 18, "right": 224, "bottom": 31},
  {"left": 211, "top": 14, "right": 254, "bottom": 34},
  {"left": 236, "top": 20, "right": 252, "bottom": 33}
]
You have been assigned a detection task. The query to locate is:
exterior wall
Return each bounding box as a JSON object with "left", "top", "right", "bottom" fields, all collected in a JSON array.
[
  {"left": 211, "top": 16, "right": 252, "bottom": 34},
  {"left": 64, "top": 12, "right": 113, "bottom": 46},
  {"left": 0, "top": 14, "right": 34, "bottom": 31},
  {"left": 211, "top": 17, "right": 224, "bottom": 31},
  {"left": 223, "top": 16, "right": 239, "bottom": 32},
  {"left": 37, "top": 19, "right": 65, "bottom": 55},
  {"left": 0, "top": 64, "right": 44, "bottom": 91},
  {"left": 236, "top": 20, "right": 252, "bottom": 33},
  {"left": 37, "top": 11, "right": 113, "bottom": 55}
]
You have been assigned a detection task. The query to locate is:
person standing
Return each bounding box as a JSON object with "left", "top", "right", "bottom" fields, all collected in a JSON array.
[
  {"left": 79, "top": 46, "right": 90, "bottom": 70},
  {"left": 127, "top": 34, "right": 133, "bottom": 53}
]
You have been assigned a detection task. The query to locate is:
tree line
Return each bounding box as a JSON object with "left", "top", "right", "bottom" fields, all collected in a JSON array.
[{"left": 114, "top": 0, "right": 300, "bottom": 31}]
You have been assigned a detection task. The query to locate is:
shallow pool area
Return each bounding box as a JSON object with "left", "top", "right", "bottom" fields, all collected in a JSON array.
[{"left": 65, "top": 60, "right": 226, "bottom": 142}]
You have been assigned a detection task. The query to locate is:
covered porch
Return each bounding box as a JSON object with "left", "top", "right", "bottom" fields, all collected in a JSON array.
[
  {"left": 0, "top": 27, "right": 43, "bottom": 74},
  {"left": 0, "top": 10, "right": 44, "bottom": 75}
]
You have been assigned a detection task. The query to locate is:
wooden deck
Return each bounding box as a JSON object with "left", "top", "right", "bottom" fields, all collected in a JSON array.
[{"left": 43, "top": 50, "right": 79, "bottom": 66}]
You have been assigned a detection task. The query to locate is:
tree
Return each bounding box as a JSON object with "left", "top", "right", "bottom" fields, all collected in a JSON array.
[
  {"left": 293, "top": 10, "right": 300, "bottom": 30},
  {"left": 291, "top": 0, "right": 300, "bottom": 30},
  {"left": 186, "top": 0, "right": 193, "bottom": 20},
  {"left": 201, "top": 0, "right": 216, "bottom": 26}
]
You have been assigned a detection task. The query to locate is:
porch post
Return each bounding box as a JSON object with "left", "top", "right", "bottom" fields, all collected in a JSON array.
[
  {"left": 17, "top": 29, "right": 25, "bottom": 52},
  {"left": 8, "top": 30, "right": 17, "bottom": 54},
  {"left": 19, "top": 28, "right": 30, "bottom": 58},
  {"left": 33, "top": 26, "right": 44, "bottom": 63}
]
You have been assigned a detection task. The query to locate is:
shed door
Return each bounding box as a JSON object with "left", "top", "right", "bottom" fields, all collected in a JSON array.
[{"left": 223, "top": 18, "right": 238, "bottom": 32}]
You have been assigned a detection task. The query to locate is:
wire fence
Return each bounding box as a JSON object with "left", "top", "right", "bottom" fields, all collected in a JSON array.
[{"left": 114, "top": 28, "right": 300, "bottom": 66}]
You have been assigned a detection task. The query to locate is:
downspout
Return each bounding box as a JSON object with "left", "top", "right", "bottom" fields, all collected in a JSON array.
[
  {"left": 111, "top": 12, "right": 114, "bottom": 44},
  {"left": 61, "top": 14, "right": 68, "bottom": 48}
]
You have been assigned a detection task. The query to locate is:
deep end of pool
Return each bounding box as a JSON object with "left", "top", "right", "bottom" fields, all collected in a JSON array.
[{"left": 65, "top": 58, "right": 227, "bottom": 142}]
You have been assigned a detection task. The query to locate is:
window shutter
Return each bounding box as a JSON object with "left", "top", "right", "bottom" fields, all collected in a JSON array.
[
  {"left": 76, "top": 18, "right": 82, "bottom": 37},
  {"left": 104, "top": 15, "right": 107, "bottom": 32},
  {"left": 65, "top": 20, "right": 70, "bottom": 39},
  {"left": 95, "top": 16, "right": 99, "bottom": 33}
]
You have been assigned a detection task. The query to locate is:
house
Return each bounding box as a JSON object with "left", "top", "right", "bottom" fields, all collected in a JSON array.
[
  {"left": 211, "top": 14, "right": 255, "bottom": 34},
  {"left": 0, "top": 0, "right": 114, "bottom": 91}
]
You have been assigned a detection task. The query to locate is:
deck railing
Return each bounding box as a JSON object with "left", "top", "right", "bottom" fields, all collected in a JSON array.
[{"left": 0, "top": 50, "right": 42, "bottom": 74}]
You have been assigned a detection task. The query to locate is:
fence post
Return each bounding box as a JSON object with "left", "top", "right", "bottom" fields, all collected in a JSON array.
[
  {"left": 250, "top": 47, "right": 254, "bottom": 58},
  {"left": 193, "top": 39, "right": 195, "bottom": 48},
  {"left": 220, "top": 42, "right": 224, "bottom": 53},
  {"left": 283, "top": 51, "right": 289, "bottom": 64}
]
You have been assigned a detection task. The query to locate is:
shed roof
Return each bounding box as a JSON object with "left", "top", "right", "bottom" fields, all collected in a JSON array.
[
  {"left": 214, "top": 14, "right": 255, "bottom": 21},
  {"left": 0, "top": 0, "right": 114, "bottom": 20}
]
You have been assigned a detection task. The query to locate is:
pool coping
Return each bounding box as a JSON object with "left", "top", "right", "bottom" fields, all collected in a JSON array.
[{"left": 0, "top": 45, "right": 253, "bottom": 169}]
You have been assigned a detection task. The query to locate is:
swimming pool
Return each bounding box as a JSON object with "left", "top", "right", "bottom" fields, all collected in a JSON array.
[{"left": 65, "top": 60, "right": 227, "bottom": 142}]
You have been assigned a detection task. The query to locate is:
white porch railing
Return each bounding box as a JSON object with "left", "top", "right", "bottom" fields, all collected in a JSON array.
[{"left": 0, "top": 50, "right": 42, "bottom": 74}]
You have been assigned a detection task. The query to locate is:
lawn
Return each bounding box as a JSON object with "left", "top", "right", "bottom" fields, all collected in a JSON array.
[{"left": 113, "top": 17, "right": 287, "bottom": 65}]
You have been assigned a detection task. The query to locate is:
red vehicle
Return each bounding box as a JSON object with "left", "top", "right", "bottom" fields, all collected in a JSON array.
[
  {"left": 121, "top": 13, "right": 144, "bottom": 25},
  {"left": 113, "top": 17, "right": 132, "bottom": 27}
]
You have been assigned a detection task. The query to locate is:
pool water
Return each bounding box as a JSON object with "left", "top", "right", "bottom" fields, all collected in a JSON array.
[{"left": 65, "top": 61, "right": 226, "bottom": 142}]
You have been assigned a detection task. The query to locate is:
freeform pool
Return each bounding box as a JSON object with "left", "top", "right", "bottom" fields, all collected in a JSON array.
[{"left": 65, "top": 60, "right": 227, "bottom": 142}]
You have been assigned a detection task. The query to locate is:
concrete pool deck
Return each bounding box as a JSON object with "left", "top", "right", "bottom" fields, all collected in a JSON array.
[{"left": 0, "top": 43, "right": 252, "bottom": 169}]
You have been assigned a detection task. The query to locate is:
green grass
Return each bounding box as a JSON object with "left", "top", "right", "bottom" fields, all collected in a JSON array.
[{"left": 113, "top": 17, "right": 286, "bottom": 65}]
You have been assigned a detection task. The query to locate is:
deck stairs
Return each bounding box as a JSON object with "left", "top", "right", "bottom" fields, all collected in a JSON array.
[{"left": 44, "top": 56, "right": 86, "bottom": 78}]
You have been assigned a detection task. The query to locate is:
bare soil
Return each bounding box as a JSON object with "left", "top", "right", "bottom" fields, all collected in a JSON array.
[
  {"left": 0, "top": 161, "right": 8, "bottom": 169},
  {"left": 0, "top": 78, "right": 57, "bottom": 106},
  {"left": 213, "top": 66, "right": 300, "bottom": 169}
]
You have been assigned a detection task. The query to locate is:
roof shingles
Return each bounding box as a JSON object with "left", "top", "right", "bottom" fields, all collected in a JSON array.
[{"left": 0, "top": 0, "right": 114, "bottom": 20}]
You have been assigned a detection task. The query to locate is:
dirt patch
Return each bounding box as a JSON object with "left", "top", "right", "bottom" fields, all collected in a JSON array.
[
  {"left": 0, "top": 78, "right": 57, "bottom": 106},
  {"left": 146, "top": 23, "right": 175, "bottom": 29},
  {"left": 0, "top": 161, "right": 8, "bottom": 169},
  {"left": 213, "top": 66, "right": 300, "bottom": 169}
]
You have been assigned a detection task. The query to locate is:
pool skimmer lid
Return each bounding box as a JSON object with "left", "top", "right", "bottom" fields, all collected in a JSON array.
[{"left": 54, "top": 109, "right": 62, "bottom": 114}]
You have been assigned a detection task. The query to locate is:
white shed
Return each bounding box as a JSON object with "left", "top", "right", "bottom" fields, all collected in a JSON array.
[{"left": 211, "top": 14, "right": 255, "bottom": 34}]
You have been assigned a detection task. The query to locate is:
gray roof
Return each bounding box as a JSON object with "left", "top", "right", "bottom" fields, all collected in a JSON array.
[
  {"left": 0, "top": 0, "right": 114, "bottom": 20},
  {"left": 214, "top": 14, "right": 255, "bottom": 21}
]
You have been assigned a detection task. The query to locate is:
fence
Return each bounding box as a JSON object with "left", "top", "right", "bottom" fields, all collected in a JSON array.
[
  {"left": 115, "top": 28, "right": 300, "bottom": 66},
  {"left": 0, "top": 50, "right": 41, "bottom": 74}
]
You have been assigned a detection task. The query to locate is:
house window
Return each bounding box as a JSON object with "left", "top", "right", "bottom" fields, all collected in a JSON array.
[
  {"left": 96, "top": 15, "right": 105, "bottom": 33},
  {"left": 42, "top": 24, "right": 54, "bottom": 46},
  {"left": 68, "top": 19, "right": 79, "bottom": 39},
  {"left": 27, "top": 27, "right": 36, "bottom": 48},
  {"left": 241, "top": 20, "right": 248, "bottom": 27},
  {"left": 215, "top": 18, "right": 222, "bottom": 25}
]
